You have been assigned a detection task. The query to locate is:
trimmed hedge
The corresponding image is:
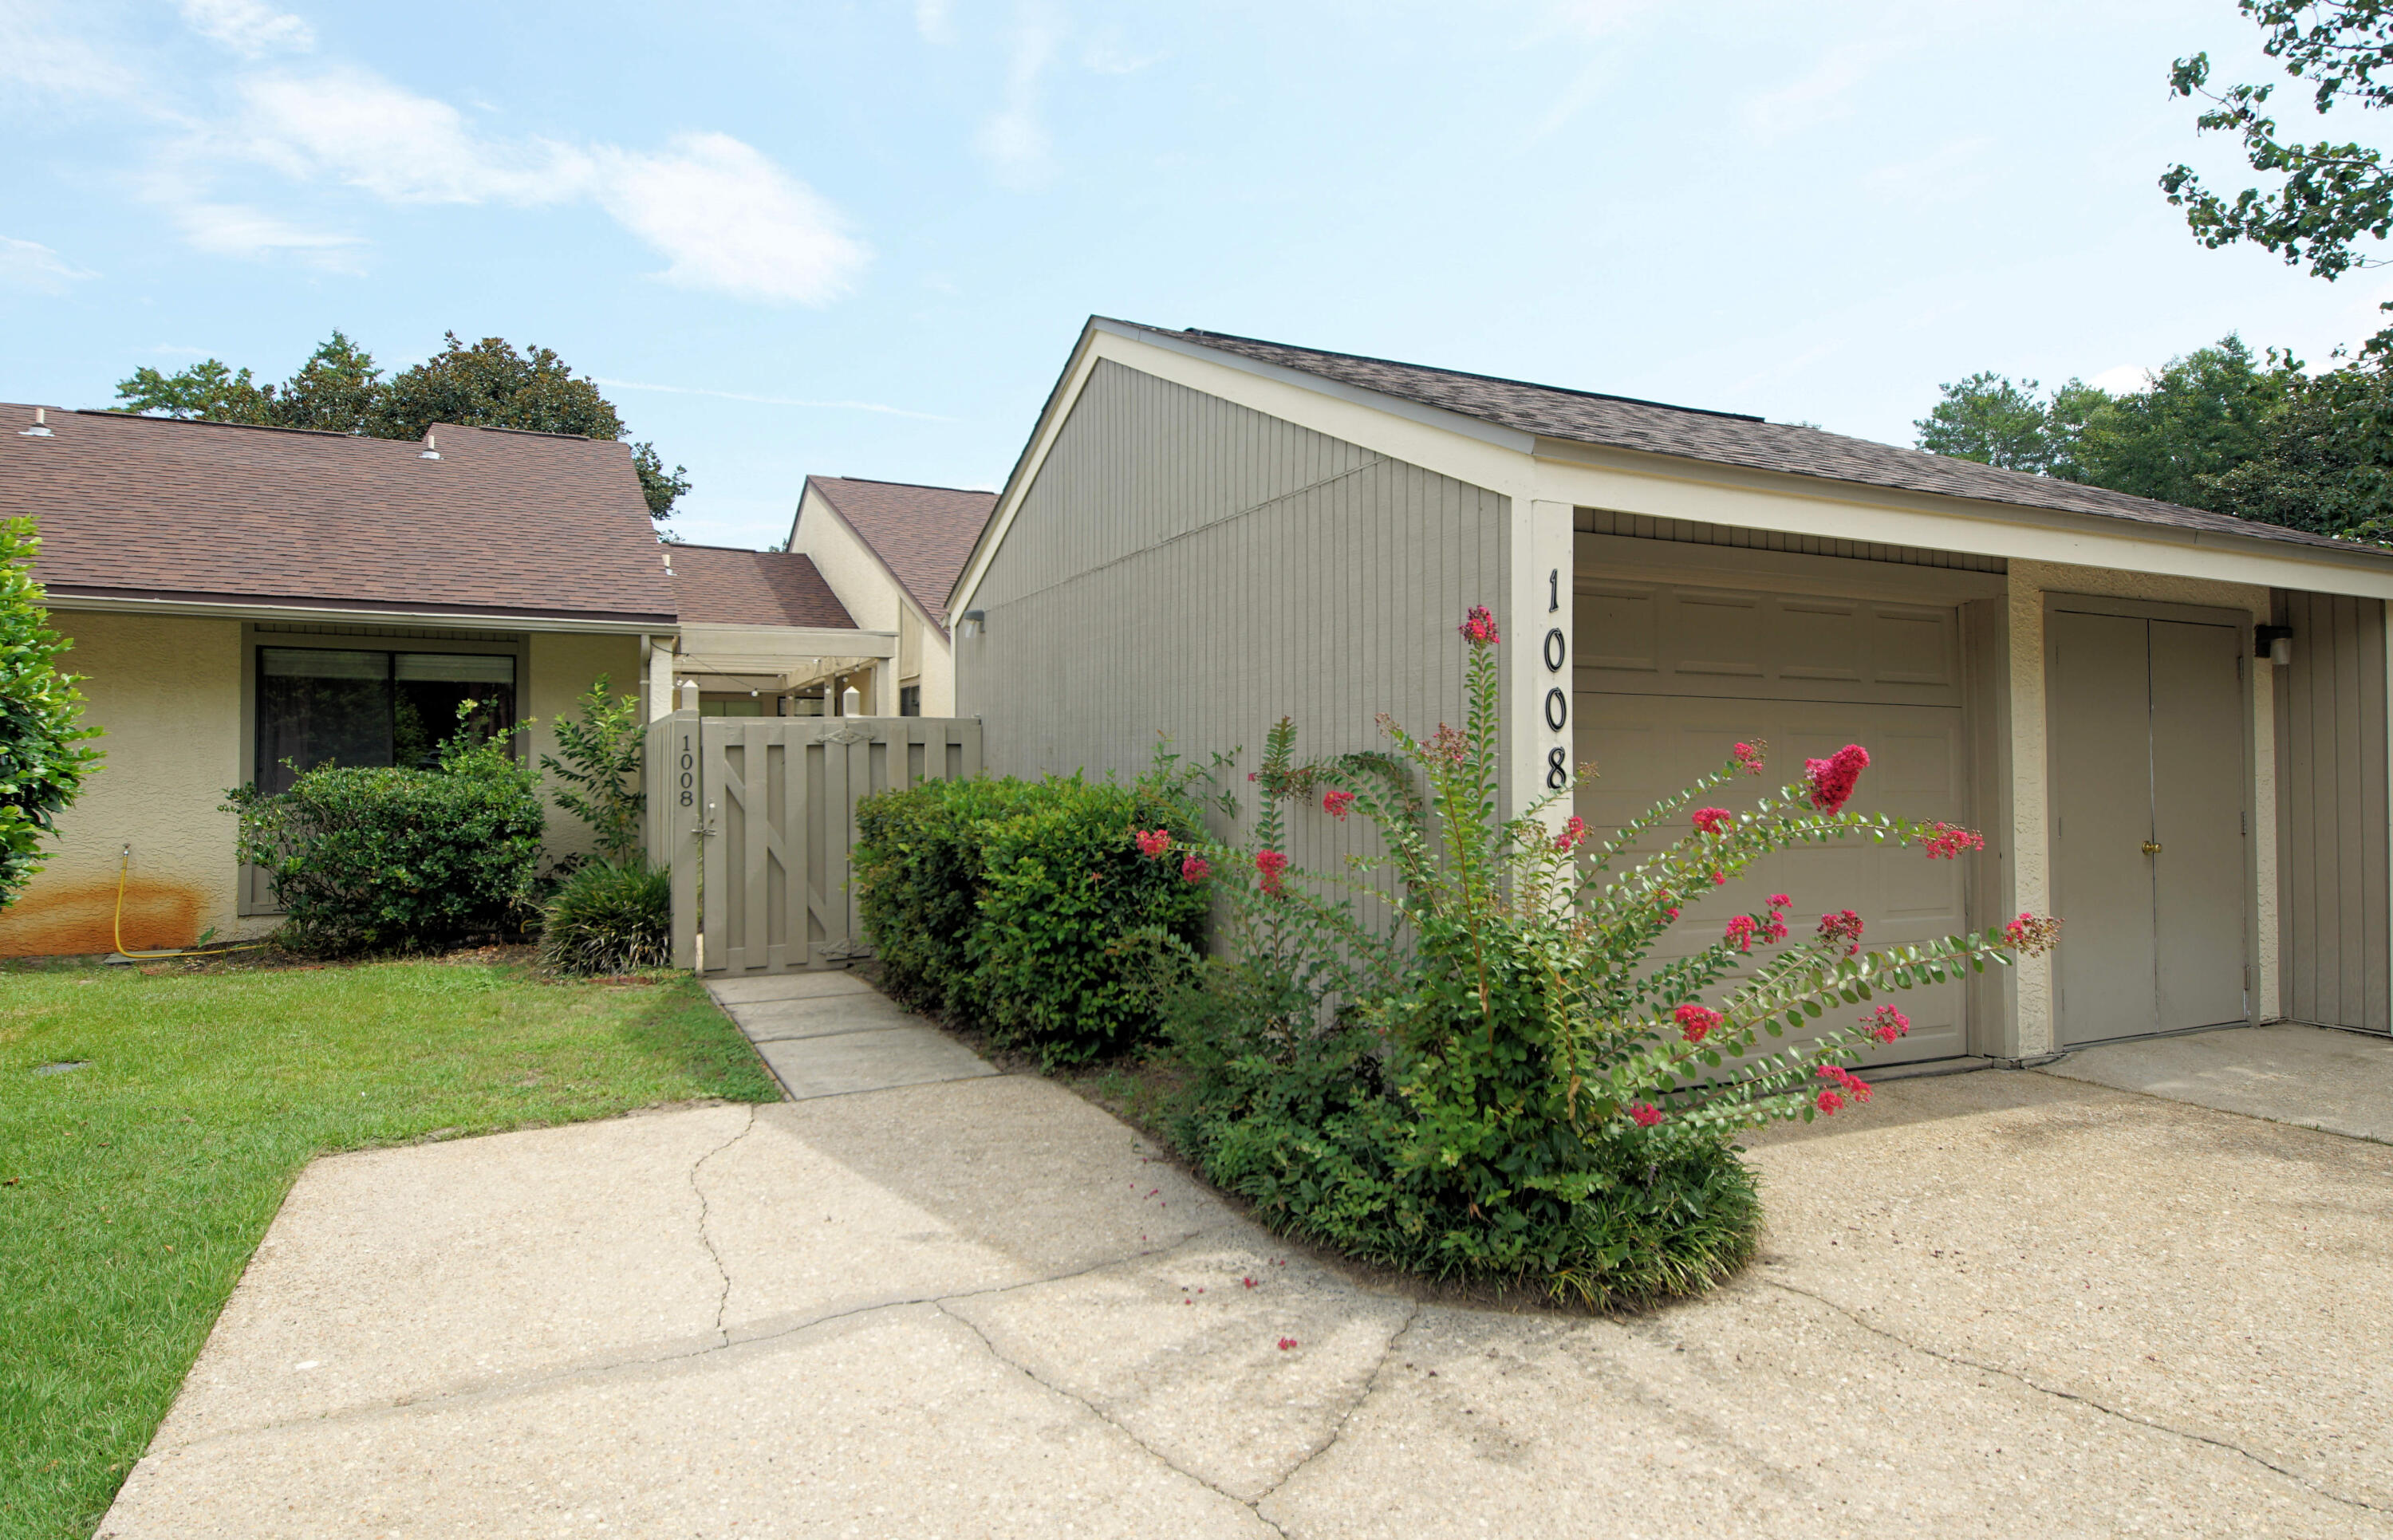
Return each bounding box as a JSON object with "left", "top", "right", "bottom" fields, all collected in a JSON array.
[
  {"left": 853, "top": 774, "right": 1209, "bottom": 1066},
  {"left": 227, "top": 731, "right": 543, "bottom": 954}
]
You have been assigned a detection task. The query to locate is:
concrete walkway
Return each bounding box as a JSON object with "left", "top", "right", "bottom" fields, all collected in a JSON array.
[
  {"left": 2042, "top": 1020, "right": 2393, "bottom": 1144},
  {"left": 101, "top": 995, "right": 2393, "bottom": 1537},
  {"left": 706, "top": 970, "right": 996, "bottom": 1100}
]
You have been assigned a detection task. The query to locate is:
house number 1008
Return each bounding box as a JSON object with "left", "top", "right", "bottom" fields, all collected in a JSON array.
[
  {"left": 680, "top": 734, "right": 696, "bottom": 807},
  {"left": 1542, "top": 567, "right": 1569, "bottom": 789}
]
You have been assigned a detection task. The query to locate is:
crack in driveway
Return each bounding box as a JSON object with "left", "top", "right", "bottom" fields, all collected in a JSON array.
[
  {"left": 688, "top": 1105, "right": 759, "bottom": 1345},
  {"left": 1763, "top": 1276, "right": 2383, "bottom": 1515}
]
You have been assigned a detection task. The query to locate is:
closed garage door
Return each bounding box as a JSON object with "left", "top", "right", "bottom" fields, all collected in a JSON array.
[{"left": 1573, "top": 573, "right": 1973, "bottom": 1065}]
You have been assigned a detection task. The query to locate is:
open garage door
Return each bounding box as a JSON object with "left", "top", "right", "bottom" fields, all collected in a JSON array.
[{"left": 1572, "top": 567, "right": 1977, "bottom": 1066}]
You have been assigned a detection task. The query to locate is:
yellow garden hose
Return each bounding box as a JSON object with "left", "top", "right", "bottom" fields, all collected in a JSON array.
[{"left": 112, "top": 846, "right": 268, "bottom": 961}]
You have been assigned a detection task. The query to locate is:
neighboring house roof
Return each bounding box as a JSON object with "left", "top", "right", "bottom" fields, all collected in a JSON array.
[
  {"left": 0, "top": 405, "right": 676, "bottom": 623},
  {"left": 1102, "top": 319, "right": 2379, "bottom": 558},
  {"left": 804, "top": 475, "right": 997, "bottom": 624},
  {"left": 665, "top": 545, "right": 855, "bottom": 628}
]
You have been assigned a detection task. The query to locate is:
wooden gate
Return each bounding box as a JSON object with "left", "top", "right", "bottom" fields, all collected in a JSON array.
[{"left": 645, "top": 711, "right": 983, "bottom": 976}]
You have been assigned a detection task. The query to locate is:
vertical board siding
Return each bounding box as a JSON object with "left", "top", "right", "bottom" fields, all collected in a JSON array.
[
  {"left": 962, "top": 360, "right": 1508, "bottom": 916},
  {"left": 2275, "top": 591, "right": 2391, "bottom": 1031}
]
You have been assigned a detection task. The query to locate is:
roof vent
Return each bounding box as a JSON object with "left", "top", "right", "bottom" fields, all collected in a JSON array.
[
  {"left": 420, "top": 431, "right": 441, "bottom": 460},
  {"left": 19, "top": 408, "right": 53, "bottom": 438}
]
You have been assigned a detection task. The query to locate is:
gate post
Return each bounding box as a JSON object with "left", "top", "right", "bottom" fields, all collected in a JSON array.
[{"left": 645, "top": 708, "right": 704, "bottom": 971}]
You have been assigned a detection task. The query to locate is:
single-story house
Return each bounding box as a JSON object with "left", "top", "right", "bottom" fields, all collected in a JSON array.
[
  {"left": 783, "top": 475, "right": 998, "bottom": 717},
  {"left": 0, "top": 404, "right": 888, "bottom": 955},
  {"left": 947, "top": 318, "right": 2393, "bottom": 1064}
]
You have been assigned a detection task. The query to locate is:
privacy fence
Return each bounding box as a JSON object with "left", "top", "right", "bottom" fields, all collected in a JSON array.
[{"left": 645, "top": 712, "right": 984, "bottom": 976}]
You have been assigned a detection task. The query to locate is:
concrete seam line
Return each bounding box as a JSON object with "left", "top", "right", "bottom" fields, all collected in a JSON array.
[
  {"left": 1248, "top": 1299, "right": 1424, "bottom": 1514},
  {"left": 1761, "top": 1278, "right": 2383, "bottom": 1514},
  {"left": 690, "top": 1105, "right": 760, "bottom": 1345},
  {"left": 928, "top": 1298, "right": 1291, "bottom": 1538}
]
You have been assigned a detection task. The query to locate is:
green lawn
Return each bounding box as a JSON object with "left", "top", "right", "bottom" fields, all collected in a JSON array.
[{"left": 0, "top": 956, "right": 779, "bottom": 1540}]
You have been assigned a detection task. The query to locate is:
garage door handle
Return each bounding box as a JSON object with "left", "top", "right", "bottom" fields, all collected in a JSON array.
[{"left": 2142, "top": 841, "right": 2162, "bottom": 855}]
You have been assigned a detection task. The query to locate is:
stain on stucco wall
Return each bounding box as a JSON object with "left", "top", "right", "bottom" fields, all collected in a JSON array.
[{"left": 0, "top": 612, "right": 242, "bottom": 956}]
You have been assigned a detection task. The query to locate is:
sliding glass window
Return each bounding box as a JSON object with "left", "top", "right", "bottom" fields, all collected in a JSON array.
[{"left": 256, "top": 648, "right": 517, "bottom": 794}]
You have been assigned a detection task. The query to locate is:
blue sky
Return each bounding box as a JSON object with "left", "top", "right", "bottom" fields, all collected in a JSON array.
[{"left": 6, "top": 0, "right": 2388, "bottom": 548}]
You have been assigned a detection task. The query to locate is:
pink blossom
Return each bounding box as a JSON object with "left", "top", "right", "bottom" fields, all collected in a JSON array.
[
  {"left": 1255, "top": 849, "right": 1290, "bottom": 896},
  {"left": 1804, "top": 743, "right": 1871, "bottom": 814},
  {"left": 1133, "top": 828, "right": 1172, "bottom": 860},
  {"left": 1674, "top": 1003, "right": 1722, "bottom": 1044},
  {"left": 1865, "top": 1005, "right": 1910, "bottom": 1043},
  {"left": 1322, "top": 790, "right": 1355, "bottom": 820},
  {"left": 1725, "top": 915, "right": 1757, "bottom": 954},
  {"left": 1922, "top": 821, "right": 1985, "bottom": 860},
  {"left": 1816, "top": 1064, "right": 1874, "bottom": 1103},
  {"left": 1181, "top": 854, "right": 1212, "bottom": 884},
  {"left": 1662, "top": 905, "right": 1681, "bottom": 920},
  {"left": 1762, "top": 914, "right": 1789, "bottom": 943},
  {"left": 1630, "top": 1102, "right": 1665, "bottom": 1128},
  {"left": 1733, "top": 741, "right": 1766, "bottom": 776},
  {"left": 1818, "top": 909, "right": 1864, "bottom": 955},
  {"left": 1277, "top": 1337, "right": 1299, "bottom": 1351},
  {"left": 2005, "top": 912, "right": 2063, "bottom": 955},
  {"left": 1712, "top": 869, "right": 1727, "bottom": 887},
  {"left": 1458, "top": 605, "right": 1500, "bottom": 645},
  {"left": 1555, "top": 814, "right": 1589, "bottom": 853},
  {"left": 1815, "top": 1089, "right": 1846, "bottom": 1116},
  {"left": 1769, "top": 894, "right": 1791, "bottom": 910},
  {"left": 1692, "top": 806, "right": 1732, "bottom": 836}
]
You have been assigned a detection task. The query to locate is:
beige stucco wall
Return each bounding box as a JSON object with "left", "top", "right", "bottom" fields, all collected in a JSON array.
[
  {"left": 2005, "top": 560, "right": 2277, "bottom": 1053},
  {"left": 527, "top": 632, "right": 643, "bottom": 867},
  {"left": 0, "top": 612, "right": 246, "bottom": 955}
]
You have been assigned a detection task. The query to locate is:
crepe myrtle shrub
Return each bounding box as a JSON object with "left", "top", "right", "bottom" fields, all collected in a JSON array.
[
  {"left": 227, "top": 707, "right": 544, "bottom": 954},
  {"left": 538, "top": 673, "right": 646, "bottom": 865},
  {"left": 0, "top": 517, "right": 104, "bottom": 911},
  {"left": 1145, "top": 605, "right": 2060, "bottom": 1309},
  {"left": 852, "top": 747, "right": 1214, "bottom": 1067},
  {"left": 539, "top": 858, "right": 672, "bottom": 975}
]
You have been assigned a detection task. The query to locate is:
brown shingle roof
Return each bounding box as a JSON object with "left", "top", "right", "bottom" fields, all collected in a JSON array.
[
  {"left": 0, "top": 405, "right": 676, "bottom": 622},
  {"left": 805, "top": 475, "right": 996, "bottom": 624},
  {"left": 665, "top": 545, "right": 854, "bottom": 628},
  {"left": 1108, "top": 321, "right": 2392, "bottom": 559}
]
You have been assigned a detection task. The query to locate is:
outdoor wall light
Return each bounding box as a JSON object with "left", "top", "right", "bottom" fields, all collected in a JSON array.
[
  {"left": 2256, "top": 624, "right": 2293, "bottom": 667},
  {"left": 959, "top": 609, "right": 988, "bottom": 640}
]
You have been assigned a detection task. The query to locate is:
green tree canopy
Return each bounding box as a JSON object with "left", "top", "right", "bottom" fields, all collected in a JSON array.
[
  {"left": 114, "top": 332, "right": 689, "bottom": 518},
  {"left": 1912, "top": 372, "right": 2060, "bottom": 473}
]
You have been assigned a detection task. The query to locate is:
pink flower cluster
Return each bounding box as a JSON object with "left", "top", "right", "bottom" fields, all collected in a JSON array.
[
  {"left": 1629, "top": 1102, "right": 1666, "bottom": 1128},
  {"left": 1555, "top": 814, "right": 1589, "bottom": 853},
  {"left": 1692, "top": 806, "right": 1732, "bottom": 836},
  {"left": 1458, "top": 605, "right": 1500, "bottom": 646},
  {"left": 1724, "top": 893, "right": 1793, "bottom": 954},
  {"left": 1922, "top": 822, "right": 1985, "bottom": 861},
  {"left": 1804, "top": 743, "right": 1871, "bottom": 814},
  {"left": 1133, "top": 828, "right": 1172, "bottom": 860},
  {"left": 1181, "top": 854, "right": 1211, "bottom": 884},
  {"left": 1733, "top": 741, "right": 1766, "bottom": 776},
  {"left": 1322, "top": 789, "right": 1355, "bottom": 820},
  {"left": 1815, "top": 1063, "right": 1873, "bottom": 1114},
  {"left": 1255, "top": 849, "right": 1289, "bottom": 896},
  {"left": 1818, "top": 909, "right": 1864, "bottom": 955},
  {"left": 1429, "top": 724, "right": 1471, "bottom": 766},
  {"left": 1864, "top": 1005, "right": 1910, "bottom": 1043},
  {"left": 1674, "top": 1003, "right": 1721, "bottom": 1044},
  {"left": 2004, "top": 912, "right": 2064, "bottom": 955}
]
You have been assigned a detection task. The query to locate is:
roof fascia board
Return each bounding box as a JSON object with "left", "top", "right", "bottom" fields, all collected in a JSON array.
[
  {"left": 1528, "top": 437, "right": 2393, "bottom": 601},
  {"left": 948, "top": 324, "right": 1536, "bottom": 616},
  {"left": 41, "top": 593, "right": 676, "bottom": 635},
  {"left": 676, "top": 621, "right": 897, "bottom": 660},
  {"left": 800, "top": 481, "right": 948, "bottom": 632}
]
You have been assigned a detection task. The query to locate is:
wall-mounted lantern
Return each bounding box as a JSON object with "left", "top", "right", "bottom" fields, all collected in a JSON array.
[
  {"left": 2256, "top": 624, "right": 2293, "bottom": 668},
  {"left": 959, "top": 609, "right": 988, "bottom": 640}
]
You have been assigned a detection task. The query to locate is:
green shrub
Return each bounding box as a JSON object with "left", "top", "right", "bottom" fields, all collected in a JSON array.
[
  {"left": 1, "top": 516, "right": 104, "bottom": 911},
  {"left": 538, "top": 673, "right": 645, "bottom": 864},
  {"left": 540, "top": 859, "right": 670, "bottom": 974},
  {"left": 227, "top": 719, "right": 543, "bottom": 954},
  {"left": 1159, "top": 605, "right": 2058, "bottom": 1308},
  {"left": 854, "top": 764, "right": 1212, "bottom": 1066}
]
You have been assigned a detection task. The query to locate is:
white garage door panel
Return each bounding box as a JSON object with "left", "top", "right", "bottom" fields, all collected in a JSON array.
[
  {"left": 1571, "top": 694, "right": 1971, "bottom": 1066},
  {"left": 1577, "top": 581, "right": 1962, "bottom": 707}
]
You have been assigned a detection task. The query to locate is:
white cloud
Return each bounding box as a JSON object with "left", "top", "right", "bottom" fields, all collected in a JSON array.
[
  {"left": 914, "top": 0, "right": 956, "bottom": 44},
  {"left": 0, "top": 235, "right": 95, "bottom": 293},
  {"left": 976, "top": 2, "right": 1062, "bottom": 190},
  {"left": 0, "top": 3, "right": 141, "bottom": 98},
  {"left": 1743, "top": 43, "right": 1883, "bottom": 143},
  {"left": 2087, "top": 364, "right": 2151, "bottom": 394},
  {"left": 594, "top": 134, "right": 869, "bottom": 306},
  {"left": 178, "top": 0, "right": 314, "bottom": 57},
  {"left": 236, "top": 69, "right": 591, "bottom": 203},
  {"left": 168, "top": 199, "right": 366, "bottom": 267}
]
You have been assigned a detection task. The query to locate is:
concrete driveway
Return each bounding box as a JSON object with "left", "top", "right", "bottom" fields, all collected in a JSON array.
[{"left": 103, "top": 1021, "right": 2393, "bottom": 1537}]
